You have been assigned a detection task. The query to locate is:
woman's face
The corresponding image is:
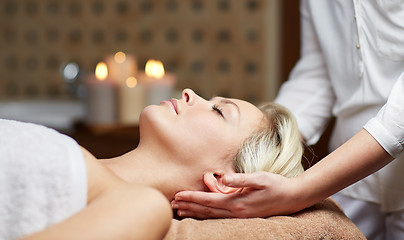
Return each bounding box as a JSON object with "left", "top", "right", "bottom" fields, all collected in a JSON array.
[{"left": 139, "top": 89, "right": 264, "bottom": 173}]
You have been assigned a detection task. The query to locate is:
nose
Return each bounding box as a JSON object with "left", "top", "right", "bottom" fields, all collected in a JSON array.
[{"left": 182, "top": 88, "right": 197, "bottom": 105}]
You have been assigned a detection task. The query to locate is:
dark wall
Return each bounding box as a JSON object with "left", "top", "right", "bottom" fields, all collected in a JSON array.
[{"left": 281, "top": 1, "right": 301, "bottom": 84}]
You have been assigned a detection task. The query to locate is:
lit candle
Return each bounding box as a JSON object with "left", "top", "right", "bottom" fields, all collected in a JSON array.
[
  {"left": 119, "top": 76, "right": 145, "bottom": 125},
  {"left": 105, "top": 51, "right": 143, "bottom": 124},
  {"left": 140, "top": 59, "right": 176, "bottom": 106},
  {"left": 85, "top": 62, "right": 117, "bottom": 125},
  {"left": 105, "top": 51, "right": 137, "bottom": 86}
]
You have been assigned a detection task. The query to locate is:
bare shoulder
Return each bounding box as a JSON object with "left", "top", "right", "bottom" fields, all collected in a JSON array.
[
  {"left": 24, "top": 178, "right": 172, "bottom": 240},
  {"left": 80, "top": 147, "right": 121, "bottom": 204},
  {"left": 84, "top": 165, "right": 172, "bottom": 239},
  {"left": 23, "top": 148, "right": 172, "bottom": 240},
  {"left": 79, "top": 147, "right": 172, "bottom": 239},
  {"left": 95, "top": 183, "right": 173, "bottom": 239}
]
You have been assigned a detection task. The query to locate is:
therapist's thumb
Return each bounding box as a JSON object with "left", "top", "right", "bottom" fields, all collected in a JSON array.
[{"left": 223, "top": 172, "right": 269, "bottom": 189}]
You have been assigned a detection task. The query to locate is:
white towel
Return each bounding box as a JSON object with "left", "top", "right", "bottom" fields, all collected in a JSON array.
[{"left": 0, "top": 119, "right": 87, "bottom": 240}]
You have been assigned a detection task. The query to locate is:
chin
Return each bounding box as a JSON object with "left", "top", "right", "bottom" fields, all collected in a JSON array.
[
  {"left": 139, "top": 105, "right": 162, "bottom": 134},
  {"left": 138, "top": 105, "right": 152, "bottom": 125},
  {"left": 138, "top": 105, "right": 176, "bottom": 147}
]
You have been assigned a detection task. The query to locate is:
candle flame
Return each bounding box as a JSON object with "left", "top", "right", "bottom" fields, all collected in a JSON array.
[
  {"left": 145, "top": 59, "right": 165, "bottom": 79},
  {"left": 95, "top": 62, "right": 108, "bottom": 80},
  {"left": 114, "top": 51, "right": 126, "bottom": 64},
  {"left": 126, "top": 76, "right": 138, "bottom": 88}
]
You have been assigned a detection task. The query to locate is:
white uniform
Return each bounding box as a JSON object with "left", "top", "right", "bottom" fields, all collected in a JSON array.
[{"left": 275, "top": 1, "right": 404, "bottom": 239}]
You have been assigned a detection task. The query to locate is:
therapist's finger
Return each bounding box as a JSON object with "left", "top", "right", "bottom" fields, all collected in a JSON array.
[
  {"left": 174, "top": 191, "right": 231, "bottom": 210},
  {"left": 174, "top": 201, "right": 234, "bottom": 219},
  {"left": 223, "top": 172, "right": 274, "bottom": 189}
]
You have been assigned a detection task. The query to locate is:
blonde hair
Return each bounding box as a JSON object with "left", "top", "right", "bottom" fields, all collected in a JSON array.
[{"left": 234, "top": 102, "right": 304, "bottom": 178}]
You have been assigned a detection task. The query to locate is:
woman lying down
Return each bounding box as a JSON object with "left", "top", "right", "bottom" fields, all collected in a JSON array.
[{"left": 0, "top": 89, "right": 304, "bottom": 240}]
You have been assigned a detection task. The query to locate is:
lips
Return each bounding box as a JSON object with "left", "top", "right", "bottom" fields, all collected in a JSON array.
[
  {"left": 169, "top": 99, "right": 178, "bottom": 114},
  {"left": 161, "top": 99, "right": 178, "bottom": 114}
]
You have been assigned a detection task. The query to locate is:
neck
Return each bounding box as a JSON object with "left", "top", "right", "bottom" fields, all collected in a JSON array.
[{"left": 99, "top": 142, "right": 204, "bottom": 201}]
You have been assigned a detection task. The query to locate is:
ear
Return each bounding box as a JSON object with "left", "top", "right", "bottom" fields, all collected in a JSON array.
[{"left": 203, "top": 172, "right": 243, "bottom": 194}]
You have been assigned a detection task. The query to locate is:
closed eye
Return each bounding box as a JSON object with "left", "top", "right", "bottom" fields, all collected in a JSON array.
[{"left": 212, "top": 104, "right": 224, "bottom": 117}]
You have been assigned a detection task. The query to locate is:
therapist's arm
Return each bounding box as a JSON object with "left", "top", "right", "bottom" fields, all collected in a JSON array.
[
  {"left": 221, "top": 128, "right": 393, "bottom": 216},
  {"left": 288, "top": 128, "right": 393, "bottom": 212}
]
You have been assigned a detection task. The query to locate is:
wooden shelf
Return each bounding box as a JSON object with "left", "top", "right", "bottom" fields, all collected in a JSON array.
[{"left": 67, "top": 122, "right": 140, "bottom": 159}]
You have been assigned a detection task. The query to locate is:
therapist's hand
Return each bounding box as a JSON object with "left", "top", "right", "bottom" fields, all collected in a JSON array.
[{"left": 171, "top": 172, "right": 306, "bottom": 219}]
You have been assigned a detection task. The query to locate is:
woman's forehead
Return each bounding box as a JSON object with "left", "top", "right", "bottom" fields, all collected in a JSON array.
[
  {"left": 229, "top": 98, "right": 264, "bottom": 127},
  {"left": 229, "top": 98, "right": 261, "bottom": 115}
]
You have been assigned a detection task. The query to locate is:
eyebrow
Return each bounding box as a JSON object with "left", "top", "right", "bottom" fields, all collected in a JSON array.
[
  {"left": 210, "top": 96, "right": 241, "bottom": 116},
  {"left": 220, "top": 99, "right": 240, "bottom": 116}
]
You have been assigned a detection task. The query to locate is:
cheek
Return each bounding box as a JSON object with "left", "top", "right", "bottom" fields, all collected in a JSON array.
[
  {"left": 140, "top": 108, "right": 240, "bottom": 166},
  {"left": 179, "top": 115, "right": 236, "bottom": 158},
  {"left": 186, "top": 114, "right": 223, "bottom": 140}
]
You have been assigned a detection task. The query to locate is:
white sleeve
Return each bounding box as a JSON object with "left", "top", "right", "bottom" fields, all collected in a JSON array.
[
  {"left": 275, "top": 0, "right": 335, "bottom": 145},
  {"left": 364, "top": 73, "right": 404, "bottom": 158}
]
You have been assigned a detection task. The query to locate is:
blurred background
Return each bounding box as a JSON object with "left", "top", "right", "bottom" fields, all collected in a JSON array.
[{"left": 1, "top": 0, "right": 314, "bottom": 160}]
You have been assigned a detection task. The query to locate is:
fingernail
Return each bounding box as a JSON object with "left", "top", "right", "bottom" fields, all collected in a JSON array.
[
  {"left": 178, "top": 210, "right": 186, "bottom": 217},
  {"left": 175, "top": 196, "right": 183, "bottom": 201},
  {"left": 171, "top": 202, "right": 179, "bottom": 209}
]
